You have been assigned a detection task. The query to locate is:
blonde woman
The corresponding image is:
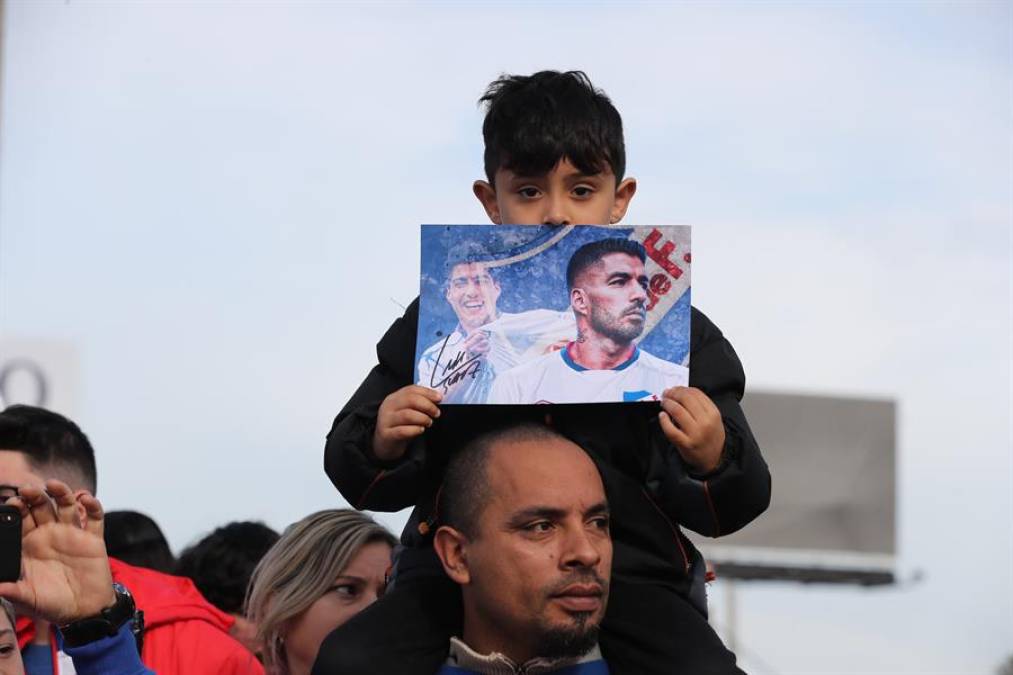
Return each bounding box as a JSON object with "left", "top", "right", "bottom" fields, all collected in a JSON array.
[{"left": 245, "top": 509, "right": 397, "bottom": 675}]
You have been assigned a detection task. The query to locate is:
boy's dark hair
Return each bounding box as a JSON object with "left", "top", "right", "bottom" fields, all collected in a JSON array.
[
  {"left": 176, "top": 521, "right": 280, "bottom": 614},
  {"left": 566, "top": 238, "right": 647, "bottom": 290},
  {"left": 439, "top": 423, "right": 569, "bottom": 538},
  {"left": 0, "top": 404, "right": 97, "bottom": 494},
  {"left": 480, "top": 70, "right": 626, "bottom": 184},
  {"left": 104, "top": 510, "right": 176, "bottom": 574}
]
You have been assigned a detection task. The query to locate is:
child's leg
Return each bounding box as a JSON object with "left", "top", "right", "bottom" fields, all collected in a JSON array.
[
  {"left": 311, "top": 566, "right": 462, "bottom": 675},
  {"left": 600, "top": 577, "right": 743, "bottom": 675}
]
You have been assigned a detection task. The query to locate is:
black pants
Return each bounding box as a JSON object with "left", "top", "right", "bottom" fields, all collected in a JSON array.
[{"left": 311, "top": 550, "right": 742, "bottom": 675}]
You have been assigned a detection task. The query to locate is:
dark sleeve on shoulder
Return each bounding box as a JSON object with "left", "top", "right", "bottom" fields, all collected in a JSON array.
[
  {"left": 323, "top": 298, "right": 428, "bottom": 511},
  {"left": 653, "top": 306, "right": 771, "bottom": 537}
]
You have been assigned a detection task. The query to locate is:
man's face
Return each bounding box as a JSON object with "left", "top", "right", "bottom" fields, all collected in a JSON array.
[
  {"left": 0, "top": 452, "right": 86, "bottom": 525},
  {"left": 573, "top": 252, "right": 649, "bottom": 345},
  {"left": 445, "top": 262, "right": 501, "bottom": 332},
  {"left": 0, "top": 451, "right": 44, "bottom": 502},
  {"left": 461, "top": 437, "right": 612, "bottom": 663},
  {"left": 474, "top": 158, "right": 636, "bottom": 227}
]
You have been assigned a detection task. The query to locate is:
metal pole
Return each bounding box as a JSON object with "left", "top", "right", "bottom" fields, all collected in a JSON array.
[{"left": 725, "top": 579, "right": 737, "bottom": 654}]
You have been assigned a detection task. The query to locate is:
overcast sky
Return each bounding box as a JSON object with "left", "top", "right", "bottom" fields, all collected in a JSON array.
[{"left": 1, "top": 2, "right": 1010, "bottom": 673}]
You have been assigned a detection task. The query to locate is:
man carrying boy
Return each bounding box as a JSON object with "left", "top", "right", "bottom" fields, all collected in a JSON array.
[{"left": 318, "top": 70, "right": 770, "bottom": 674}]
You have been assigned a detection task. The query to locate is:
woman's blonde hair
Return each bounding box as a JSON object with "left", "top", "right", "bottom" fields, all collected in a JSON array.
[
  {"left": 0, "top": 598, "right": 14, "bottom": 630},
  {"left": 245, "top": 509, "right": 396, "bottom": 674}
]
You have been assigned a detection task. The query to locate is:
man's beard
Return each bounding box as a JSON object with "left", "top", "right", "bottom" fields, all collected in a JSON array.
[
  {"left": 532, "top": 614, "right": 601, "bottom": 661},
  {"left": 589, "top": 302, "right": 645, "bottom": 344},
  {"left": 532, "top": 571, "right": 608, "bottom": 661}
]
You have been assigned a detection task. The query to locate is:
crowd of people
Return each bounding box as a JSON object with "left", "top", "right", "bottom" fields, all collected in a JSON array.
[{"left": 0, "top": 69, "right": 770, "bottom": 675}]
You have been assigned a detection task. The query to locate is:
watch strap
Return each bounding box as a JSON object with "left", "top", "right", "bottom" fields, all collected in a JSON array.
[{"left": 59, "top": 582, "right": 138, "bottom": 648}]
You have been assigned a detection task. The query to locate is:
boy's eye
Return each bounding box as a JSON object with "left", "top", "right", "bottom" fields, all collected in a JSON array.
[
  {"left": 517, "top": 187, "right": 541, "bottom": 199},
  {"left": 572, "top": 185, "right": 594, "bottom": 198}
]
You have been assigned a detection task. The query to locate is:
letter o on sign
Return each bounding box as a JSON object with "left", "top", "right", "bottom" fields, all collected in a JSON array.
[{"left": 0, "top": 359, "right": 49, "bottom": 408}]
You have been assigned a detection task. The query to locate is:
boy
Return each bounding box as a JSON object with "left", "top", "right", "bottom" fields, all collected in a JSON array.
[{"left": 316, "top": 71, "right": 770, "bottom": 675}]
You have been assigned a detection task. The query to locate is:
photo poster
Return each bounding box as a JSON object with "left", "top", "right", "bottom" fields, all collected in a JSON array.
[{"left": 415, "top": 224, "right": 692, "bottom": 405}]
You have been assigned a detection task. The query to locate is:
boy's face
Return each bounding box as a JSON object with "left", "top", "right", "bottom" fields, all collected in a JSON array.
[{"left": 473, "top": 158, "right": 636, "bottom": 227}]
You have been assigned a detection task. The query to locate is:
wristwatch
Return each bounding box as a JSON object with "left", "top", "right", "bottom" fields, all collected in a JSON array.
[{"left": 59, "top": 582, "right": 138, "bottom": 648}]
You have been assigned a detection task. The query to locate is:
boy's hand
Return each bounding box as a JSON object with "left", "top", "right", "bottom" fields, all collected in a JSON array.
[
  {"left": 659, "top": 386, "right": 726, "bottom": 474},
  {"left": 373, "top": 385, "right": 442, "bottom": 462}
]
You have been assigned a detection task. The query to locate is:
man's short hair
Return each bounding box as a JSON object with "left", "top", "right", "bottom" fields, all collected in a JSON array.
[
  {"left": 176, "top": 521, "right": 280, "bottom": 615},
  {"left": 566, "top": 238, "right": 647, "bottom": 290},
  {"left": 444, "top": 241, "right": 497, "bottom": 287},
  {"left": 439, "top": 423, "right": 571, "bottom": 538},
  {"left": 0, "top": 405, "right": 97, "bottom": 494},
  {"left": 480, "top": 70, "right": 626, "bottom": 184}
]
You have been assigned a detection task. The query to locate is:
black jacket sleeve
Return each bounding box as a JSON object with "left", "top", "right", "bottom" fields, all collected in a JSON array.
[
  {"left": 650, "top": 307, "right": 771, "bottom": 537},
  {"left": 323, "top": 299, "right": 427, "bottom": 511}
]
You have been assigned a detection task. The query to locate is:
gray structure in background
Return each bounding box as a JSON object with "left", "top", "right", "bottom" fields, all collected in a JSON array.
[{"left": 690, "top": 391, "right": 897, "bottom": 585}]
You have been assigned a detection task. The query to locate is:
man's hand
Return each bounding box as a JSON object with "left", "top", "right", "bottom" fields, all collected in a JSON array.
[
  {"left": 659, "top": 386, "right": 726, "bottom": 474},
  {"left": 0, "top": 480, "right": 116, "bottom": 625},
  {"left": 373, "top": 385, "right": 443, "bottom": 462},
  {"left": 462, "top": 330, "right": 490, "bottom": 358}
]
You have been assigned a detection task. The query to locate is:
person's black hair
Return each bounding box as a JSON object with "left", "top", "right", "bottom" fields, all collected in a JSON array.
[
  {"left": 444, "top": 240, "right": 498, "bottom": 287},
  {"left": 479, "top": 70, "right": 626, "bottom": 184},
  {"left": 0, "top": 405, "right": 97, "bottom": 494},
  {"left": 104, "top": 510, "right": 176, "bottom": 574},
  {"left": 566, "top": 238, "right": 647, "bottom": 290},
  {"left": 176, "top": 521, "right": 281, "bottom": 615},
  {"left": 439, "top": 423, "right": 569, "bottom": 538}
]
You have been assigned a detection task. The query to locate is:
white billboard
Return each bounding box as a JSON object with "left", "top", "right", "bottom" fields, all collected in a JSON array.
[{"left": 689, "top": 391, "right": 897, "bottom": 585}]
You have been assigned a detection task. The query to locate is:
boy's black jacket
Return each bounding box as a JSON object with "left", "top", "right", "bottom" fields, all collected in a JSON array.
[{"left": 324, "top": 298, "right": 770, "bottom": 583}]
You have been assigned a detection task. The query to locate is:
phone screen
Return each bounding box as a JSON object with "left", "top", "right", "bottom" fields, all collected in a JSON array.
[{"left": 0, "top": 505, "right": 21, "bottom": 583}]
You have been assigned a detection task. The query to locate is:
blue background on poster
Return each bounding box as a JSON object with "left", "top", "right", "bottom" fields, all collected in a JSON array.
[{"left": 416, "top": 224, "right": 691, "bottom": 372}]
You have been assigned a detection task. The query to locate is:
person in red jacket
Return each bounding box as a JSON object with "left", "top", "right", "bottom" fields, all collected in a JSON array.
[{"left": 0, "top": 404, "right": 262, "bottom": 675}]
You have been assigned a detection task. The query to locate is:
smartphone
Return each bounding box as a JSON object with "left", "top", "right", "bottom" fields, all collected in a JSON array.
[{"left": 0, "top": 504, "right": 21, "bottom": 582}]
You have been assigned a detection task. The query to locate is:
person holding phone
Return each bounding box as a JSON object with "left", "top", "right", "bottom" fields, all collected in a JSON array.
[
  {"left": 0, "top": 404, "right": 262, "bottom": 675},
  {"left": 0, "top": 479, "right": 153, "bottom": 675}
]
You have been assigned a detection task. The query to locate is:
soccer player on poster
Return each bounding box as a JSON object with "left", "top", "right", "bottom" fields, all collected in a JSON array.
[
  {"left": 488, "top": 237, "right": 688, "bottom": 404},
  {"left": 417, "top": 251, "right": 576, "bottom": 404},
  {"left": 416, "top": 258, "right": 505, "bottom": 404}
]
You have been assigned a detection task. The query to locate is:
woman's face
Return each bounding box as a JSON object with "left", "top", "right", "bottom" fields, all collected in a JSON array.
[
  {"left": 0, "top": 610, "right": 25, "bottom": 675},
  {"left": 283, "top": 540, "right": 392, "bottom": 675}
]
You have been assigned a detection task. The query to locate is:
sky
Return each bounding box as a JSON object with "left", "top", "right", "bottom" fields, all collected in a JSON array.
[{"left": 0, "top": 1, "right": 1010, "bottom": 673}]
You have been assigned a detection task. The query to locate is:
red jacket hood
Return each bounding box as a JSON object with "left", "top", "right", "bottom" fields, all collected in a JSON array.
[{"left": 108, "top": 557, "right": 236, "bottom": 631}]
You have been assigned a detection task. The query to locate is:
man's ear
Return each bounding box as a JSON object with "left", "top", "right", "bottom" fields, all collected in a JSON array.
[
  {"left": 571, "top": 287, "right": 589, "bottom": 317},
  {"left": 433, "top": 525, "right": 471, "bottom": 585},
  {"left": 473, "top": 180, "right": 502, "bottom": 225},
  {"left": 609, "top": 177, "right": 637, "bottom": 224}
]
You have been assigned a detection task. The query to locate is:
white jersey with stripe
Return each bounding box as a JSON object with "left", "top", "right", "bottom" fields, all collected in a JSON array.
[{"left": 487, "top": 344, "right": 689, "bottom": 404}]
